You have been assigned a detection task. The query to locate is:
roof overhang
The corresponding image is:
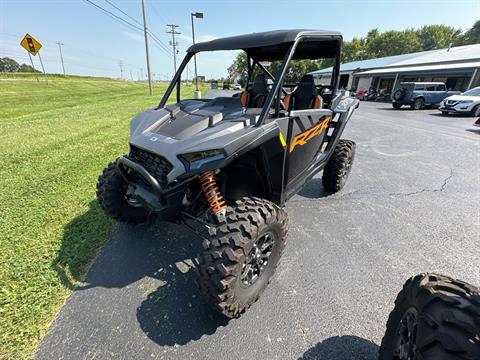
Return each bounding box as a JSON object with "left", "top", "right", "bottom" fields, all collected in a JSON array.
[
  {"left": 355, "top": 61, "right": 480, "bottom": 77},
  {"left": 187, "top": 29, "right": 342, "bottom": 61}
]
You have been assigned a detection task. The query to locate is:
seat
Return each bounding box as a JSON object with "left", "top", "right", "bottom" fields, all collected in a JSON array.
[
  {"left": 284, "top": 75, "right": 323, "bottom": 111},
  {"left": 240, "top": 74, "right": 269, "bottom": 108}
]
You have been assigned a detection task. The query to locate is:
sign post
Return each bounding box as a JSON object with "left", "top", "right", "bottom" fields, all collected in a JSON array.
[
  {"left": 27, "top": 52, "right": 39, "bottom": 83},
  {"left": 20, "top": 33, "right": 47, "bottom": 83}
]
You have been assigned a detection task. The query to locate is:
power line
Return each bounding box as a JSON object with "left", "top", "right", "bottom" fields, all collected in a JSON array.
[
  {"left": 82, "top": 0, "right": 144, "bottom": 33},
  {"left": 103, "top": 0, "right": 143, "bottom": 27},
  {"left": 82, "top": 0, "right": 172, "bottom": 59}
]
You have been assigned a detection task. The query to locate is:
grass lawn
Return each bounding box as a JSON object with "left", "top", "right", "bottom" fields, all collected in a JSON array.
[{"left": 0, "top": 74, "right": 210, "bottom": 359}]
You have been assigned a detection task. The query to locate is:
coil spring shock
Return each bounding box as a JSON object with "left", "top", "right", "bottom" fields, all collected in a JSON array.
[{"left": 198, "top": 170, "right": 227, "bottom": 215}]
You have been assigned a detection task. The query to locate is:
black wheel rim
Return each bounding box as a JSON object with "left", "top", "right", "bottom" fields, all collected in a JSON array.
[
  {"left": 394, "top": 307, "right": 418, "bottom": 360},
  {"left": 240, "top": 232, "right": 276, "bottom": 287}
]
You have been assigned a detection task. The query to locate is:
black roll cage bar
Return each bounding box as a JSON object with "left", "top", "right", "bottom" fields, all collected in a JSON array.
[{"left": 158, "top": 36, "right": 341, "bottom": 126}]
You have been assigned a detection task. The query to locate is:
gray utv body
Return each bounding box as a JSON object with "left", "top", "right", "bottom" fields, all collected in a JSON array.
[{"left": 117, "top": 29, "right": 358, "bottom": 221}]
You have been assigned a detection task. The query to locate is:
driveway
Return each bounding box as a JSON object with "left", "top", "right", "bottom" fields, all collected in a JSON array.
[{"left": 35, "top": 102, "right": 480, "bottom": 360}]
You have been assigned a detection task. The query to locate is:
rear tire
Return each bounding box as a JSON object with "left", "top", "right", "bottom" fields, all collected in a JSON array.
[
  {"left": 392, "top": 103, "right": 402, "bottom": 109},
  {"left": 411, "top": 98, "right": 424, "bottom": 110},
  {"left": 322, "top": 139, "right": 356, "bottom": 192},
  {"left": 196, "top": 197, "right": 288, "bottom": 318},
  {"left": 96, "top": 162, "right": 150, "bottom": 224},
  {"left": 378, "top": 273, "right": 480, "bottom": 360}
]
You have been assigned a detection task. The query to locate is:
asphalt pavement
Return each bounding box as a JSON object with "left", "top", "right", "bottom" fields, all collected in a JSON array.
[{"left": 35, "top": 101, "right": 480, "bottom": 360}]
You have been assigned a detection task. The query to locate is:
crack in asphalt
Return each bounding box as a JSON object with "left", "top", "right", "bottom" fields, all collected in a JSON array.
[{"left": 291, "top": 168, "right": 454, "bottom": 203}]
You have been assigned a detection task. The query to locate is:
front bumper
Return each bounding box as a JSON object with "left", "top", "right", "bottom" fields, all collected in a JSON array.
[
  {"left": 117, "top": 157, "right": 190, "bottom": 220},
  {"left": 439, "top": 102, "right": 474, "bottom": 114}
]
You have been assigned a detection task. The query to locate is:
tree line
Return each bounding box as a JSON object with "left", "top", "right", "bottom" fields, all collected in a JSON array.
[
  {"left": 229, "top": 20, "right": 480, "bottom": 85},
  {"left": 0, "top": 57, "right": 39, "bottom": 73}
]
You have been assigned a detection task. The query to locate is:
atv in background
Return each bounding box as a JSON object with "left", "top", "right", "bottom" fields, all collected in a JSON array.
[
  {"left": 379, "top": 273, "right": 480, "bottom": 360},
  {"left": 96, "top": 30, "right": 358, "bottom": 317}
]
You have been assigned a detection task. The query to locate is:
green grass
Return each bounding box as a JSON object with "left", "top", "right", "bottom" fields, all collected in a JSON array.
[{"left": 0, "top": 73, "right": 209, "bottom": 359}]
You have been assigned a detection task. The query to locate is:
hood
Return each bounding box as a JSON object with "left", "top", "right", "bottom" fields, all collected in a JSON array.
[
  {"left": 444, "top": 95, "right": 480, "bottom": 102},
  {"left": 128, "top": 99, "right": 268, "bottom": 182}
]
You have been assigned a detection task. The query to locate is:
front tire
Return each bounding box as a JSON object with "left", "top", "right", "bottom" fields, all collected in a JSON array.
[
  {"left": 96, "top": 162, "right": 150, "bottom": 224},
  {"left": 392, "top": 102, "right": 402, "bottom": 109},
  {"left": 379, "top": 273, "right": 480, "bottom": 360},
  {"left": 196, "top": 197, "right": 288, "bottom": 318},
  {"left": 471, "top": 104, "right": 480, "bottom": 117},
  {"left": 322, "top": 139, "right": 356, "bottom": 192}
]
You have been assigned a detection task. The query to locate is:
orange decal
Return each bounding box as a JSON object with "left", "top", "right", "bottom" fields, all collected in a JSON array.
[{"left": 289, "top": 117, "right": 331, "bottom": 153}]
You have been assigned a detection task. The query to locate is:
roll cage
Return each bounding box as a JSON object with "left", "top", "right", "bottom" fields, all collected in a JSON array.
[{"left": 158, "top": 30, "right": 342, "bottom": 126}]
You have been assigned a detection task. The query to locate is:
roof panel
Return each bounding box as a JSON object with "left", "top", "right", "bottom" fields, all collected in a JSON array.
[{"left": 187, "top": 29, "right": 342, "bottom": 53}]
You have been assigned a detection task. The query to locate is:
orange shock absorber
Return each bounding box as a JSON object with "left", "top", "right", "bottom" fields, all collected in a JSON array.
[{"left": 198, "top": 170, "right": 227, "bottom": 215}]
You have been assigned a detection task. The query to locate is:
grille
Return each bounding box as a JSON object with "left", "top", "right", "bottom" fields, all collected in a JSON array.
[{"left": 127, "top": 146, "right": 173, "bottom": 188}]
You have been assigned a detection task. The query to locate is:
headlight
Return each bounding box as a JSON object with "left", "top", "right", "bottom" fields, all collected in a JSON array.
[
  {"left": 180, "top": 149, "right": 225, "bottom": 170},
  {"left": 458, "top": 100, "right": 473, "bottom": 104}
]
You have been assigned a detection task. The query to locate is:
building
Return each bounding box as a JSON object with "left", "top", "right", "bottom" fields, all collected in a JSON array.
[{"left": 310, "top": 44, "right": 480, "bottom": 92}]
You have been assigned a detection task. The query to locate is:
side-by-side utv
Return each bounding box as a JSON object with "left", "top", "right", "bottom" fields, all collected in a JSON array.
[{"left": 96, "top": 29, "right": 359, "bottom": 317}]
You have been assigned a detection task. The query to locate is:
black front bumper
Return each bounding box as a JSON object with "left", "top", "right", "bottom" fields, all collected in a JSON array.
[{"left": 117, "top": 157, "right": 189, "bottom": 220}]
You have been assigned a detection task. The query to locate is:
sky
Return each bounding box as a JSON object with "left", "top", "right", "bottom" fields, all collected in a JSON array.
[{"left": 1, "top": 0, "right": 479, "bottom": 80}]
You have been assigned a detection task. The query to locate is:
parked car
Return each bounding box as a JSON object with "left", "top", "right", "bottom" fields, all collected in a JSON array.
[
  {"left": 439, "top": 86, "right": 480, "bottom": 116},
  {"left": 474, "top": 117, "right": 480, "bottom": 127},
  {"left": 391, "top": 82, "right": 460, "bottom": 110}
]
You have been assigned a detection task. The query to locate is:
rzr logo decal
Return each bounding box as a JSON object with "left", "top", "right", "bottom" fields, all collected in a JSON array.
[{"left": 289, "top": 117, "right": 331, "bottom": 153}]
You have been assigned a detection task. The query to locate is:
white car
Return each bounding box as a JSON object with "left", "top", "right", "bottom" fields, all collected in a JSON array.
[{"left": 439, "top": 86, "right": 480, "bottom": 116}]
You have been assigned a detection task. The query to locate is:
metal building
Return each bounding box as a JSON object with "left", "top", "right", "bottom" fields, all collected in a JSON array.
[{"left": 310, "top": 43, "right": 480, "bottom": 92}]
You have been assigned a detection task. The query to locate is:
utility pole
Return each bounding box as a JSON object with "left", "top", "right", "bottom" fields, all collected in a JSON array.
[
  {"left": 140, "top": 0, "right": 153, "bottom": 95},
  {"left": 56, "top": 42, "right": 66, "bottom": 76},
  {"left": 118, "top": 60, "right": 123, "bottom": 79},
  {"left": 166, "top": 24, "right": 180, "bottom": 74}
]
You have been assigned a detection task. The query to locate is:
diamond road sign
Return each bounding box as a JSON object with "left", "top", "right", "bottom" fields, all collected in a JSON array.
[{"left": 20, "top": 33, "right": 42, "bottom": 56}]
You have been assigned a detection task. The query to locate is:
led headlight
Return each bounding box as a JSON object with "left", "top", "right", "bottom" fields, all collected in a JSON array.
[{"left": 180, "top": 149, "right": 225, "bottom": 170}]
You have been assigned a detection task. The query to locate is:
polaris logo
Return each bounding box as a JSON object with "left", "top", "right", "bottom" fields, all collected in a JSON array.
[{"left": 149, "top": 136, "right": 158, "bottom": 142}]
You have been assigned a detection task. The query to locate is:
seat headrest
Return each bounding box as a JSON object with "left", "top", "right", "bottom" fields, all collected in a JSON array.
[
  {"left": 296, "top": 75, "right": 317, "bottom": 98},
  {"left": 291, "top": 75, "right": 318, "bottom": 110},
  {"left": 251, "top": 74, "right": 268, "bottom": 94}
]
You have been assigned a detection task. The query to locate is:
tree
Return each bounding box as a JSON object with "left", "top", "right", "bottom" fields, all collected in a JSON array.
[
  {"left": 365, "top": 29, "right": 421, "bottom": 58},
  {"left": 0, "top": 57, "right": 20, "bottom": 72},
  {"left": 18, "top": 64, "right": 37, "bottom": 72},
  {"left": 457, "top": 19, "right": 480, "bottom": 45},
  {"left": 227, "top": 52, "right": 249, "bottom": 86},
  {"left": 417, "top": 25, "right": 462, "bottom": 50}
]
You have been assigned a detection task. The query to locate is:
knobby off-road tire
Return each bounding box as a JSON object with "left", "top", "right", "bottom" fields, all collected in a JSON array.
[
  {"left": 392, "top": 102, "right": 403, "bottom": 109},
  {"left": 196, "top": 197, "right": 288, "bottom": 318},
  {"left": 322, "top": 139, "right": 356, "bottom": 193},
  {"left": 379, "top": 273, "right": 480, "bottom": 360},
  {"left": 96, "top": 162, "right": 150, "bottom": 224}
]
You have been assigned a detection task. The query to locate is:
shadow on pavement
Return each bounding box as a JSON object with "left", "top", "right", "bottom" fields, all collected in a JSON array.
[
  {"left": 466, "top": 128, "right": 480, "bottom": 134},
  {"left": 55, "top": 201, "right": 228, "bottom": 347},
  {"left": 297, "top": 178, "right": 333, "bottom": 199},
  {"left": 52, "top": 200, "right": 117, "bottom": 290},
  {"left": 299, "top": 335, "right": 379, "bottom": 360}
]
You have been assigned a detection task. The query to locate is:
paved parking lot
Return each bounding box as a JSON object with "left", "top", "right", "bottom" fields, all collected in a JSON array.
[{"left": 35, "top": 101, "right": 480, "bottom": 360}]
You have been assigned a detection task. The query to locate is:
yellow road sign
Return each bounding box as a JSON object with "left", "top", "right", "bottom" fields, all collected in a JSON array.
[{"left": 20, "top": 33, "right": 42, "bottom": 56}]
